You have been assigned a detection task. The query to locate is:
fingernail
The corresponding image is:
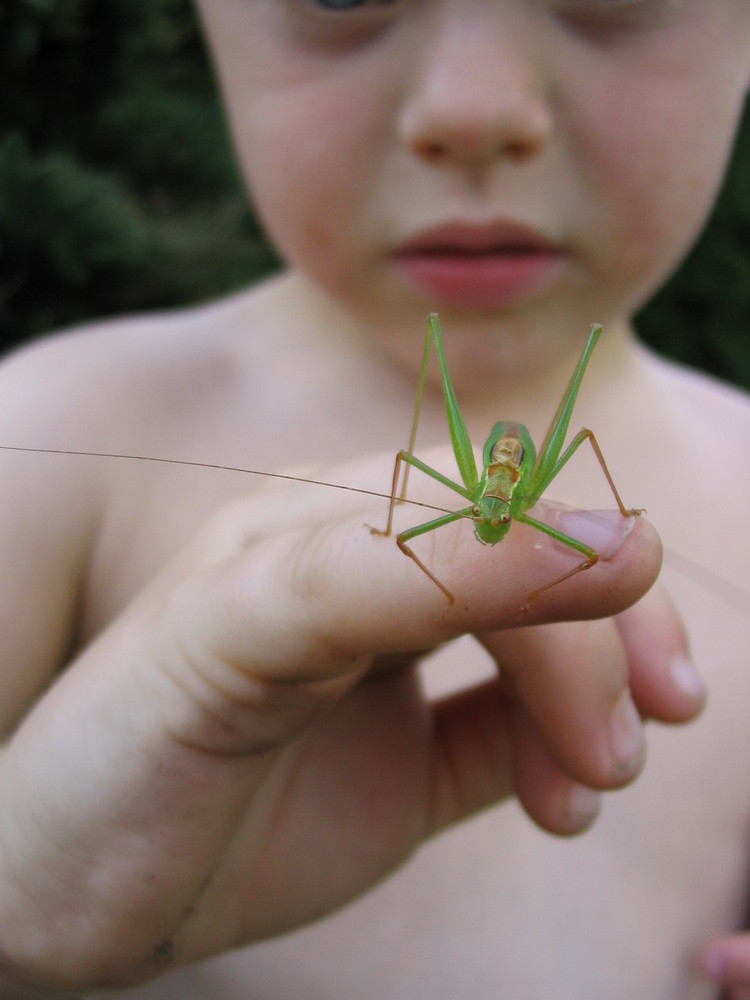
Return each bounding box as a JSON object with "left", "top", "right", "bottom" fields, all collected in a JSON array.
[
  {"left": 563, "top": 784, "right": 602, "bottom": 829},
  {"left": 554, "top": 509, "right": 638, "bottom": 560},
  {"left": 609, "top": 691, "right": 645, "bottom": 774},
  {"left": 669, "top": 654, "right": 706, "bottom": 701}
]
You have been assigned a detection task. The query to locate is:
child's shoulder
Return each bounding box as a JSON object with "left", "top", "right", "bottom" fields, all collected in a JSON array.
[
  {"left": 636, "top": 339, "right": 750, "bottom": 440},
  {"left": 2, "top": 287, "right": 254, "bottom": 389},
  {"left": 0, "top": 282, "right": 287, "bottom": 444}
]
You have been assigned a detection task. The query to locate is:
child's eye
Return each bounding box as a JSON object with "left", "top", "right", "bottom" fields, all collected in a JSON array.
[
  {"left": 551, "top": 0, "right": 679, "bottom": 30},
  {"left": 554, "top": 0, "right": 655, "bottom": 6},
  {"left": 280, "top": 0, "right": 401, "bottom": 46},
  {"left": 302, "top": 0, "right": 397, "bottom": 9}
]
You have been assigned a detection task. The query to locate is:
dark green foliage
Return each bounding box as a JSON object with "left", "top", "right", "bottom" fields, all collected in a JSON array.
[
  {"left": 0, "top": 0, "right": 278, "bottom": 351},
  {"left": 1, "top": 0, "right": 748, "bottom": 391}
]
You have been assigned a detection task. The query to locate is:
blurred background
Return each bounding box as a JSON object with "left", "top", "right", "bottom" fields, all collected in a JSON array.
[{"left": 2, "top": 0, "right": 749, "bottom": 389}]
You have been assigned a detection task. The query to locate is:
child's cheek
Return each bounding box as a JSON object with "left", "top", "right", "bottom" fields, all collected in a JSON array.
[{"left": 572, "top": 78, "right": 738, "bottom": 300}]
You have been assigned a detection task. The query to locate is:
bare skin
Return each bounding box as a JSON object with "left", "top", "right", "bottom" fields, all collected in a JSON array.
[
  {"left": 0, "top": 275, "right": 737, "bottom": 998},
  {"left": 1, "top": 0, "right": 749, "bottom": 996}
]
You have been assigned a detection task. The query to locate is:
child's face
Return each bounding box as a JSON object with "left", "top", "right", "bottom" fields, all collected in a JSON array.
[{"left": 197, "top": 1, "right": 750, "bottom": 349}]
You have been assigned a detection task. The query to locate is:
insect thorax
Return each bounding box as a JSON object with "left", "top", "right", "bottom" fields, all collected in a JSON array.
[
  {"left": 484, "top": 436, "right": 525, "bottom": 502},
  {"left": 489, "top": 436, "right": 525, "bottom": 469},
  {"left": 471, "top": 440, "right": 525, "bottom": 543}
]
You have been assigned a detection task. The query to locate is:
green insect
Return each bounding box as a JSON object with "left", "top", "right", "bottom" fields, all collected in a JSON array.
[{"left": 372, "top": 315, "right": 642, "bottom": 606}]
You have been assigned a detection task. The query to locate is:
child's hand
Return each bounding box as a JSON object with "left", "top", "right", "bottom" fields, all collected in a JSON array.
[{"left": 0, "top": 457, "right": 702, "bottom": 993}]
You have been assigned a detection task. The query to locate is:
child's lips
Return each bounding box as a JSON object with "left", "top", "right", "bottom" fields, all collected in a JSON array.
[{"left": 394, "top": 222, "right": 565, "bottom": 308}]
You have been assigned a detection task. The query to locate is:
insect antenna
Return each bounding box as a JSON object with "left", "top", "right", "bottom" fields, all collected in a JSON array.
[
  {"left": 663, "top": 546, "right": 749, "bottom": 614},
  {"left": 0, "top": 445, "right": 452, "bottom": 517}
]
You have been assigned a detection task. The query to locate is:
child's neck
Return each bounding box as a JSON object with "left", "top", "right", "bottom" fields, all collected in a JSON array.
[{"left": 269, "top": 271, "right": 639, "bottom": 436}]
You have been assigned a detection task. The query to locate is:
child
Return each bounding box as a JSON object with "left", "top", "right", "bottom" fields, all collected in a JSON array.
[{"left": 0, "top": 1, "right": 747, "bottom": 997}]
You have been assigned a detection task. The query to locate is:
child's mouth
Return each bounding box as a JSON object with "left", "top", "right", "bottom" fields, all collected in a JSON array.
[{"left": 395, "top": 222, "right": 564, "bottom": 309}]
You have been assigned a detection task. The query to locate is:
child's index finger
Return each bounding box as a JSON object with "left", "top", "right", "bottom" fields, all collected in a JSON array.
[{"left": 175, "top": 497, "right": 662, "bottom": 689}]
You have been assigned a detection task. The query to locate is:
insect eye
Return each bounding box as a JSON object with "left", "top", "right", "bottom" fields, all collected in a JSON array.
[
  {"left": 471, "top": 505, "right": 481, "bottom": 517},
  {"left": 501, "top": 513, "right": 511, "bottom": 523}
]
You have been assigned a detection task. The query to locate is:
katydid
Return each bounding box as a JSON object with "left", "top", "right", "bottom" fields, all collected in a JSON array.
[
  {"left": 371, "top": 315, "right": 642, "bottom": 606},
  {"left": 0, "top": 341, "right": 743, "bottom": 610}
]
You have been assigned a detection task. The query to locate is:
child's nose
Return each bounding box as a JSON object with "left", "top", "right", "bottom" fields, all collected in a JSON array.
[{"left": 397, "top": 5, "right": 553, "bottom": 169}]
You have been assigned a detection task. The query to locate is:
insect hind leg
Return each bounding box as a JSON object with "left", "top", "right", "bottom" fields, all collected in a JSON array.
[
  {"left": 513, "top": 510, "right": 601, "bottom": 612},
  {"left": 579, "top": 428, "right": 645, "bottom": 518}
]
